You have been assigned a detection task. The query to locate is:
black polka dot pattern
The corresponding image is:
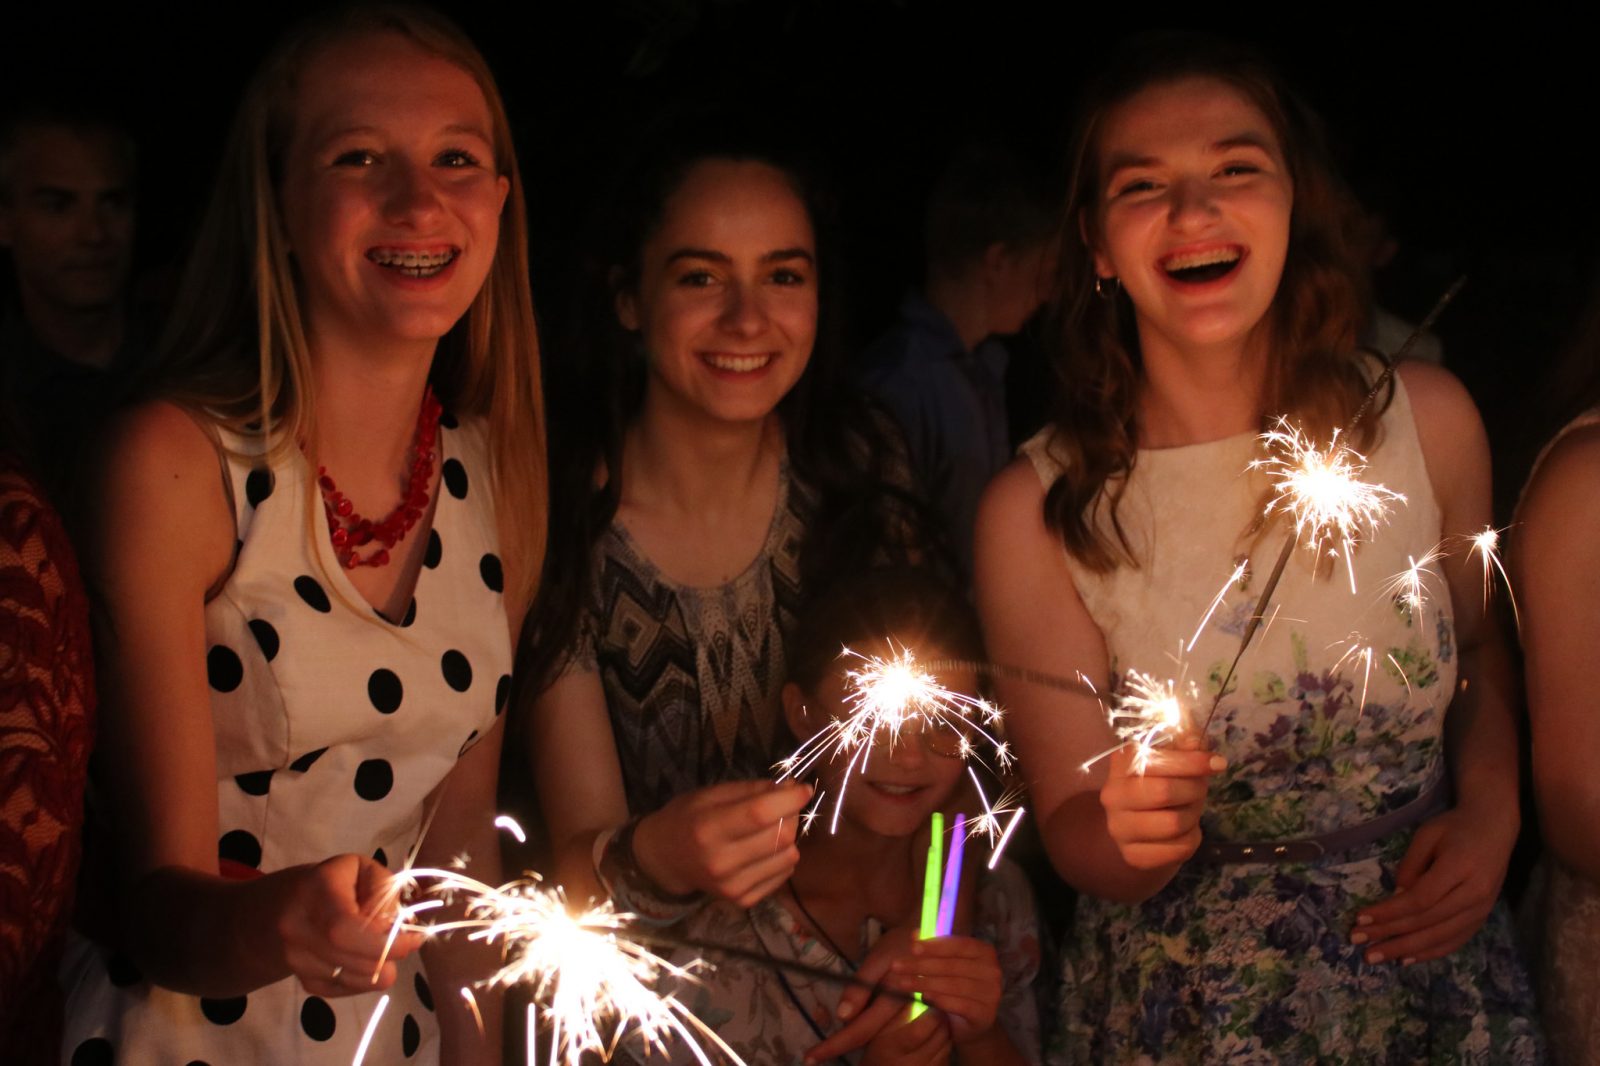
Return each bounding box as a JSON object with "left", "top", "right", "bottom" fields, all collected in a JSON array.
[
  {"left": 289, "top": 747, "right": 328, "bottom": 773},
  {"left": 442, "top": 458, "right": 468, "bottom": 499},
  {"left": 294, "top": 576, "right": 331, "bottom": 613},
  {"left": 368, "top": 669, "right": 403, "bottom": 714},
  {"left": 439, "top": 410, "right": 459, "bottom": 430},
  {"left": 219, "top": 829, "right": 262, "bottom": 869},
  {"left": 441, "top": 650, "right": 472, "bottom": 692},
  {"left": 128, "top": 426, "right": 514, "bottom": 1054},
  {"left": 245, "top": 467, "right": 275, "bottom": 508},
  {"left": 106, "top": 949, "right": 143, "bottom": 987},
  {"left": 300, "top": 995, "right": 336, "bottom": 1041},
  {"left": 479, "top": 553, "right": 503, "bottom": 593},
  {"left": 201, "top": 995, "right": 249, "bottom": 1025},
  {"left": 248, "top": 618, "right": 280, "bottom": 661},
  {"left": 186, "top": 1061, "right": 213, "bottom": 1066},
  {"left": 70, "top": 1038, "right": 113, "bottom": 1066},
  {"left": 354, "top": 759, "right": 394, "bottom": 801},
  {"left": 207, "top": 645, "right": 244, "bottom": 692},
  {"left": 235, "top": 770, "right": 273, "bottom": 796}
]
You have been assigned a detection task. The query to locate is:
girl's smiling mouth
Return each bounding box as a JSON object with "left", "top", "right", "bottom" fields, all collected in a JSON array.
[
  {"left": 367, "top": 246, "right": 460, "bottom": 278},
  {"left": 1159, "top": 244, "right": 1245, "bottom": 285}
]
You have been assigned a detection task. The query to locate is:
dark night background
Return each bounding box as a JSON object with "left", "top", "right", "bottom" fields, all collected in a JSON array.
[
  {"left": 8, "top": 1, "right": 1598, "bottom": 510},
  {"left": 3, "top": 2, "right": 1586, "bottom": 999}
]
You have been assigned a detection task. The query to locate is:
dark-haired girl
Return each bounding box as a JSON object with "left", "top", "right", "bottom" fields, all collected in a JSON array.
[
  {"left": 973, "top": 37, "right": 1540, "bottom": 1062},
  {"left": 526, "top": 137, "right": 928, "bottom": 922}
]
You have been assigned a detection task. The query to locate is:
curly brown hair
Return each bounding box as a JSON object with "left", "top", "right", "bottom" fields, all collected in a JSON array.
[{"left": 1044, "top": 32, "right": 1382, "bottom": 571}]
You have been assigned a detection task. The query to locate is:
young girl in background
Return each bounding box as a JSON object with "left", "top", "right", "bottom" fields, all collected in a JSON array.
[
  {"left": 974, "top": 33, "right": 1540, "bottom": 1062},
  {"left": 62, "top": 7, "right": 545, "bottom": 1063},
  {"left": 635, "top": 568, "right": 1039, "bottom": 1066}
]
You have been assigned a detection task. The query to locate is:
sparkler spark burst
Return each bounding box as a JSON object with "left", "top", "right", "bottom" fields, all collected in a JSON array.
[
  {"left": 388, "top": 870, "right": 743, "bottom": 1066},
  {"left": 1468, "top": 526, "right": 1521, "bottom": 628},
  {"left": 774, "top": 646, "right": 1014, "bottom": 836},
  {"left": 964, "top": 767, "right": 1027, "bottom": 869},
  {"left": 1084, "top": 670, "right": 1199, "bottom": 775},
  {"left": 1252, "top": 420, "right": 1406, "bottom": 592},
  {"left": 1383, "top": 549, "right": 1442, "bottom": 622}
]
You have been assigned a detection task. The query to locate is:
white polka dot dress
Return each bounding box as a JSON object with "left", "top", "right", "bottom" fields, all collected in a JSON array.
[{"left": 60, "top": 414, "right": 512, "bottom": 1065}]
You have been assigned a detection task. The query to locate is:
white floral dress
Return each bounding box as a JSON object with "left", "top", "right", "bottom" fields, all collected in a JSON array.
[{"left": 1023, "top": 376, "right": 1542, "bottom": 1064}]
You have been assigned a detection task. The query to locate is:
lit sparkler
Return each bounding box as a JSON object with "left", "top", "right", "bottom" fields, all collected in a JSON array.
[
  {"left": 1251, "top": 421, "right": 1407, "bottom": 594},
  {"left": 388, "top": 870, "right": 743, "bottom": 1066},
  {"left": 1083, "top": 670, "right": 1199, "bottom": 774},
  {"left": 775, "top": 646, "right": 1013, "bottom": 834}
]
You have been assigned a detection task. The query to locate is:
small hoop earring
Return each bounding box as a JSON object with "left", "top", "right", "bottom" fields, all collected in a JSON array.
[{"left": 1093, "top": 275, "right": 1120, "bottom": 300}]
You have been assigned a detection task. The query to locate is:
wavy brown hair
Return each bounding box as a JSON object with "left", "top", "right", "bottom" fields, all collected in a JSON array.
[
  {"left": 148, "top": 4, "right": 546, "bottom": 609},
  {"left": 1045, "top": 32, "right": 1382, "bottom": 571}
]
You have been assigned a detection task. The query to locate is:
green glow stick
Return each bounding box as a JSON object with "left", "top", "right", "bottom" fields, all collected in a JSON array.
[{"left": 911, "top": 811, "right": 945, "bottom": 1020}]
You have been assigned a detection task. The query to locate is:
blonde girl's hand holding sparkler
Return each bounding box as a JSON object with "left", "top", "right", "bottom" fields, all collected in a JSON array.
[
  {"left": 1349, "top": 362, "right": 1523, "bottom": 966},
  {"left": 271, "top": 854, "right": 423, "bottom": 998},
  {"left": 630, "top": 779, "right": 813, "bottom": 905}
]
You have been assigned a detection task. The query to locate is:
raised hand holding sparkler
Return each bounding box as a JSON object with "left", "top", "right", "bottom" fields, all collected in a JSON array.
[
  {"left": 1100, "top": 732, "right": 1227, "bottom": 872},
  {"left": 627, "top": 779, "right": 813, "bottom": 907},
  {"left": 270, "top": 853, "right": 424, "bottom": 1000}
]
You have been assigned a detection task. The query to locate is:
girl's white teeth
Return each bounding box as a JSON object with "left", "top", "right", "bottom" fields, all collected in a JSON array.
[
  {"left": 704, "top": 353, "right": 772, "bottom": 372},
  {"left": 369, "top": 249, "right": 457, "bottom": 277},
  {"left": 871, "top": 783, "right": 919, "bottom": 796},
  {"left": 1163, "top": 248, "right": 1241, "bottom": 271}
]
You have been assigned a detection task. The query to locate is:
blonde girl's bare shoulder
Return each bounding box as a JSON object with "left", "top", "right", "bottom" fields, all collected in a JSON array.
[{"left": 94, "top": 400, "right": 237, "bottom": 581}]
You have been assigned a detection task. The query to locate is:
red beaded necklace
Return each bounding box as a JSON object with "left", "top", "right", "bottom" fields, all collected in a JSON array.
[{"left": 317, "top": 385, "right": 443, "bottom": 570}]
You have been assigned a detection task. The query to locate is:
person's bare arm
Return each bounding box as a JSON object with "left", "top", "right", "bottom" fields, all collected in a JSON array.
[
  {"left": 95, "top": 403, "right": 417, "bottom": 995},
  {"left": 1354, "top": 362, "right": 1522, "bottom": 963},
  {"left": 1513, "top": 421, "right": 1600, "bottom": 883},
  {"left": 972, "top": 461, "right": 1218, "bottom": 905},
  {"left": 527, "top": 668, "right": 631, "bottom": 905}
]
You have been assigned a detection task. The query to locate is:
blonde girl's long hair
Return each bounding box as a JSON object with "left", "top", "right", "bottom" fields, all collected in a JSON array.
[
  {"left": 1045, "top": 32, "right": 1381, "bottom": 572},
  {"left": 149, "top": 4, "right": 546, "bottom": 610}
]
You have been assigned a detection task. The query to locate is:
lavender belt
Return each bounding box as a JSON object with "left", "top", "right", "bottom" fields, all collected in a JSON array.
[{"left": 1196, "top": 779, "right": 1449, "bottom": 864}]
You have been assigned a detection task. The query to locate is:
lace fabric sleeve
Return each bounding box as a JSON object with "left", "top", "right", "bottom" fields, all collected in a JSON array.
[{"left": 0, "top": 466, "right": 95, "bottom": 1044}]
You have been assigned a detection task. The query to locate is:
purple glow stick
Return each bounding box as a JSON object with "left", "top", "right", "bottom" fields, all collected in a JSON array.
[{"left": 936, "top": 813, "right": 966, "bottom": 936}]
